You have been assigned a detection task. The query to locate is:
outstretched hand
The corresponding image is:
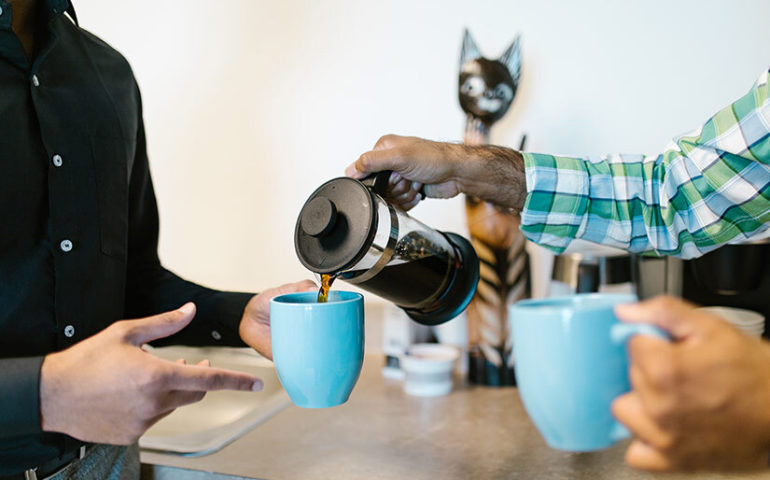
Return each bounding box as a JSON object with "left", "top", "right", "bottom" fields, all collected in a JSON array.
[{"left": 40, "top": 303, "right": 263, "bottom": 445}]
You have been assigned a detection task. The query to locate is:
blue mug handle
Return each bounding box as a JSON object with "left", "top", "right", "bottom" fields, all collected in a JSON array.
[
  {"left": 608, "top": 323, "right": 671, "bottom": 442},
  {"left": 610, "top": 323, "right": 669, "bottom": 344}
]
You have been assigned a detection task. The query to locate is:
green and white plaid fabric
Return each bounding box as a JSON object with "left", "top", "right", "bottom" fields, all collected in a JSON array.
[{"left": 520, "top": 67, "right": 770, "bottom": 259}]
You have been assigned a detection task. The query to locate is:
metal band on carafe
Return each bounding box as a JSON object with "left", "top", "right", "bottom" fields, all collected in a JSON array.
[{"left": 344, "top": 203, "right": 399, "bottom": 285}]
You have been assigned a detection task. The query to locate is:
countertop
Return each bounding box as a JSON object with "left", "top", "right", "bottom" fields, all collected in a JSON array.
[{"left": 141, "top": 354, "right": 770, "bottom": 480}]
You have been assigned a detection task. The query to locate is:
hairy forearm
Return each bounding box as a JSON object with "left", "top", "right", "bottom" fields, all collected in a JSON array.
[
  {"left": 450, "top": 144, "right": 527, "bottom": 211},
  {"left": 348, "top": 135, "right": 527, "bottom": 211}
]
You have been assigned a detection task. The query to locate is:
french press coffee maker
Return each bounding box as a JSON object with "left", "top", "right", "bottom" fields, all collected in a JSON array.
[{"left": 294, "top": 172, "right": 479, "bottom": 325}]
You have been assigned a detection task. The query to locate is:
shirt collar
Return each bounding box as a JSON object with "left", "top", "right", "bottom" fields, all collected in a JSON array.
[
  {"left": 0, "top": 0, "right": 75, "bottom": 28},
  {"left": 48, "top": 0, "right": 69, "bottom": 16},
  {"left": 49, "top": 0, "right": 77, "bottom": 25}
]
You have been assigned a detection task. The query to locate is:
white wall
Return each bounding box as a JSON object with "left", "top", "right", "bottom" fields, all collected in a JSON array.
[{"left": 75, "top": 0, "right": 770, "bottom": 296}]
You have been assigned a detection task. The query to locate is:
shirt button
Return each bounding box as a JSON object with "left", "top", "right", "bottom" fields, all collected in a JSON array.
[
  {"left": 32, "top": 74, "right": 40, "bottom": 87},
  {"left": 60, "top": 239, "right": 73, "bottom": 252},
  {"left": 64, "top": 325, "right": 75, "bottom": 337},
  {"left": 211, "top": 330, "right": 222, "bottom": 341},
  {"left": 52, "top": 154, "right": 63, "bottom": 167}
]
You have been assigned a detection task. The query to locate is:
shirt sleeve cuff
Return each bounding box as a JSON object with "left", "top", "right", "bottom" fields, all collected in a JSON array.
[
  {"left": 519, "top": 152, "right": 590, "bottom": 254},
  {"left": 0, "top": 357, "right": 44, "bottom": 437},
  {"left": 196, "top": 291, "right": 254, "bottom": 346}
]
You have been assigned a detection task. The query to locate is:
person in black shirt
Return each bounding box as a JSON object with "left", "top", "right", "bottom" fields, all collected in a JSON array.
[{"left": 0, "top": 0, "right": 315, "bottom": 477}]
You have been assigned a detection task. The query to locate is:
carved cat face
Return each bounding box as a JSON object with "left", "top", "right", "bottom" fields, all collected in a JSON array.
[{"left": 458, "top": 29, "right": 521, "bottom": 126}]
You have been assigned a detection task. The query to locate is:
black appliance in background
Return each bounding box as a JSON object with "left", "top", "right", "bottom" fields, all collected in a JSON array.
[
  {"left": 681, "top": 240, "right": 770, "bottom": 337},
  {"left": 604, "top": 240, "right": 770, "bottom": 338},
  {"left": 552, "top": 241, "right": 770, "bottom": 336},
  {"left": 632, "top": 240, "right": 770, "bottom": 338}
]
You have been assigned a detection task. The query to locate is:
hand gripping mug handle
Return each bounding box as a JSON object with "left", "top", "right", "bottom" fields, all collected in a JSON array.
[
  {"left": 608, "top": 323, "right": 671, "bottom": 442},
  {"left": 610, "top": 323, "right": 669, "bottom": 345}
]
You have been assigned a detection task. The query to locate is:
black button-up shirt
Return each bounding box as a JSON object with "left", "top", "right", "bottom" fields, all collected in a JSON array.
[{"left": 0, "top": 1, "right": 253, "bottom": 474}]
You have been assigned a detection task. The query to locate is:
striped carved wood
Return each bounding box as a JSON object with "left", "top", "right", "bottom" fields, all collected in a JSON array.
[{"left": 464, "top": 118, "right": 530, "bottom": 379}]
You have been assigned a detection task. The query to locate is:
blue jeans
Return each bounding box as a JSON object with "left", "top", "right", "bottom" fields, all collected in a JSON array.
[{"left": 48, "top": 444, "right": 139, "bottom": 480}]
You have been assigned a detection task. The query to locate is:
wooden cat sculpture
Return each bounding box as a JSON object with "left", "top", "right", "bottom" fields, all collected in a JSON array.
[{"left": 459, "top": 29, "right": 529, "bottom": 385}]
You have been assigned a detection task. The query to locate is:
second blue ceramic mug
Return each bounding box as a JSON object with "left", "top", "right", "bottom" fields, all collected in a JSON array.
[
  {"left": 510, "top": 293, "right": 666, "bottom": 452},
  {"left": 270, "top": 291, "right": 364, "bottom": 408}
]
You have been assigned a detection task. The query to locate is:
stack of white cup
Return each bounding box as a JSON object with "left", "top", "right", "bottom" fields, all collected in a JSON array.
[{"left": 697, "top": 306, "right": 765, "bottom": 338}]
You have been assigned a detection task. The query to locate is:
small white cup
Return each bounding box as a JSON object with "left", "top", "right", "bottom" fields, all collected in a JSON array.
[{"left": 400, "top": 344, "right": 459, "bottom": 397}]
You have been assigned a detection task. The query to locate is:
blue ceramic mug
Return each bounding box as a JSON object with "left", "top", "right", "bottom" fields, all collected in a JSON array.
[
  {"left": 270, "top": 291, "right": 364, "bottom": 408},
  {"left": 510, "top": 293, "right": 665, "bottom": 452}
]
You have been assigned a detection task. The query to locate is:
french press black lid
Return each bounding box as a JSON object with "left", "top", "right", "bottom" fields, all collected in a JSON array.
[{"left": 295, "top": 172, "right": 479, "bottom": 326}]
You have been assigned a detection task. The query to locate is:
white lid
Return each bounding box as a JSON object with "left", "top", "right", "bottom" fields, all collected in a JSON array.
[{"left": 400, "top": 344, "right": 459, "bottom": 374}]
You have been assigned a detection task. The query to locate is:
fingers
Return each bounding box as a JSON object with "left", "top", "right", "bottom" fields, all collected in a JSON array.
[
  {"left": 615, "top": 296, "right": 703, "bottom": 341},
  {"left": 241, "top": 281, "right": 319, "bottom": 361},
  {"left": 625, "top": 439, "right": 674, "bottom": 471},
  {"left": 283, "top": 279, "right": 318, "bottom": 293},
  {"left": 612, "top": 393, "right": 674, "bottom": 450},
  {"left": 154, "top": 359, "right": 212, "bottom": 411},
  {"left": 168, "top": 363, "right": 263, "bottom": 392},
  {"left": 263, "top": 280, "right": 317, "bottom": 299},
  {"left": 421, "top": 182, "right": 458, "bottom": 200},
  {"left": 345, "top": 135, "right": 452, "bottom": 201},
  {"left": 346, "top": 147, "right": 404, "bottom": 179},
  {"left": 626, "top": 334, "right": 672, "bottom": 368},
  {"left": 373, "top": 134, "right": 401, "bottom": 151},
  {"left": 388, "top": 172, "right": 411, "bottom": 197},
  {"left": 174, "top": 358, "right": 210, "bottom": 366},
  {"left": 344, "top": 162, "right": 364, "bottom": 179},
  {"left": 388, "top": 173, "right": 423, "bottom": 209},
  {"left": 123, "top": 303, "right": 196, "bottom": 346},
  {"left": 626, "top": 334, "right": 681, "bottom": 405},
  {"left": 413, "top": 183, "right": 424, "bottom": 199},
  {"left": 163, "top": 389, "right": 207, "bottom": 410},
  {"left": 400, "top": 196, "right": 421, "bottom": 211}
]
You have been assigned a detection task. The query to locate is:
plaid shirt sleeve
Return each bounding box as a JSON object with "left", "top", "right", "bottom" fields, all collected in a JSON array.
[{"left": 520, "top": 67, "right": 770, "bottom": 259}]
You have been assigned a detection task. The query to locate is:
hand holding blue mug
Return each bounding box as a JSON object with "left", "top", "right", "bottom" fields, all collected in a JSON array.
[
  {"left": 510, "top": 293, "right": 667, "bottom": 452},
  {"left": 270, "top": 291, "right": 364, "bottom": 408},
  {"left": 612, "top": 296, "right": 770, "bottom": 472}
]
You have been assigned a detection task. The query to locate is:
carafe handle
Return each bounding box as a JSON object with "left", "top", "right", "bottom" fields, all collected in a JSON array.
[{"left": 361, "top": 170, "right": 392, "bottom": 197}]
